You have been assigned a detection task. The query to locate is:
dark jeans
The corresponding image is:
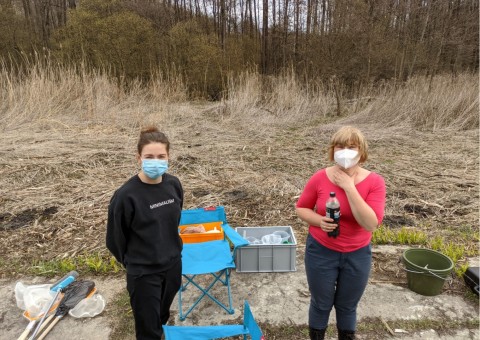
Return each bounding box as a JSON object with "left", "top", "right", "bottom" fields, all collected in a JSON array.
[
  {"left": 305, "top": 234, "right": 371, "bottom": 331},
  {"left": 127, "top": 260, "right": 182, "bottom": 340}
]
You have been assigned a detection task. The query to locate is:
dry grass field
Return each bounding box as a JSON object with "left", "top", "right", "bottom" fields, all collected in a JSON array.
[{"left": 0, "top": 66, "right": 478, "bottom": 338}]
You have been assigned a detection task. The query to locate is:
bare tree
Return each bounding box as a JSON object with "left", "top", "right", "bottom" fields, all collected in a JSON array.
[{"left": 261, "top": 0, "right": 268, "bottom": 73}]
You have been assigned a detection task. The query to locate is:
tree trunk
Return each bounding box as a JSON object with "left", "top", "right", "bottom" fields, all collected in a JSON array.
[
  {"left": 408, "top": 0, "right": 430, "bottom": 79},
  {"left": 220, "top": 0, "right": 226, "bottom": 50},
  {"left": 261, "top": 0, "right": 268, "bottom": 74}
]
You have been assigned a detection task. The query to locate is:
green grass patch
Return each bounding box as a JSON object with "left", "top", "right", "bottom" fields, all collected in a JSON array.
[
  {"left": 357, "top": 317, "right": 479, "bottom": 338},
  {"left": 257, "top": 323, "right": 309, "bottom": 340},
  {"left": 29, "top": 253, "right": 123, "bottom": 277},
  {"left": 257, "top": 317, "right": 479, "bottom": 339},
  {"left": 108, "top": 290, "right": 135, "bottom": 340}
]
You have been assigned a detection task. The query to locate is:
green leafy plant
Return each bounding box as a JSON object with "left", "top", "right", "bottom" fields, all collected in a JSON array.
[
  {"left": 396, "top": 227, "right": 428, "bottom": 245},
  {"left": 371, "top": 225, "right": 396, "bottom": 244},
  {"left": 455, "top": 263, "right": 469, "bottom": 278},
  {"left": 57, "top": 257, "right": 77, "bottom": 272},
  {"left": 429, "top": 235, "right": 444, "bottom": 251},
  {"left": 372, "top": 226, "right": 427, "bottom": 245},
  {"left": 28, "top": 253, "right": 124, "bottom": 277},
  {"left": 83, "top": 254, "right": 106, "bottom": 273},
  {"left": 440, "top": 242, "right": 466, "bottom": 264}
]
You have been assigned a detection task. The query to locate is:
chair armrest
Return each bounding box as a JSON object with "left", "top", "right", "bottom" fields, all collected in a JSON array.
[{"left": 222, "top": 223, "right": 248, "bottom": 249}]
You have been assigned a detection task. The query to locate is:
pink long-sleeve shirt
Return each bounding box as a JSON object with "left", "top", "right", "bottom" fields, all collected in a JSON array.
[{"left": 296, "top": 169, "right": 386, "bottom": 252}]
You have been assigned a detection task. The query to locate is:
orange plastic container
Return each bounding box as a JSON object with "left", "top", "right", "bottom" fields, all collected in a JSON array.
[{"left": 179, "top": 221, "right": 224, "bottom": 243}]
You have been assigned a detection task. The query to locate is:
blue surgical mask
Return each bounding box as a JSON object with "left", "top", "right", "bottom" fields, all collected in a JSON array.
[{"left": 142, "top": 159, "right": 168, "bottom": 179}]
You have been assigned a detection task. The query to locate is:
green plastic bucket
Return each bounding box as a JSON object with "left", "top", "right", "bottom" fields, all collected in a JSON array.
[{"left": 402, "top": 248, "right": 454, "bottom": 296}]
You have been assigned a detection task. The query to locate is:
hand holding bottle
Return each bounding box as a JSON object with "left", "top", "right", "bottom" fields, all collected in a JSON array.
[{"left": 326, "top": 192, "right": 340, "bottom": 238}]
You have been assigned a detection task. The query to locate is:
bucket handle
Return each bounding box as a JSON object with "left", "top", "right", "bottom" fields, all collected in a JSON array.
[
  {"left": 398, "top": 258, "right": 453, "bottom": 283},
  {"left": 403, "top": 267, "right": 452, "bottom": 282}
]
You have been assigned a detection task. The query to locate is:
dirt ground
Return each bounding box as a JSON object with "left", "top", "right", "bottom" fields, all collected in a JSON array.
[{"left": 0, "top": 104, "right": 478, "bottom": 339}]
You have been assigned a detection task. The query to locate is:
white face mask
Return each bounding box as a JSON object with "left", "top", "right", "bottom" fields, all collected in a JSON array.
[{"left": 334, "top": 149, "right": 360, "bottom": 169}]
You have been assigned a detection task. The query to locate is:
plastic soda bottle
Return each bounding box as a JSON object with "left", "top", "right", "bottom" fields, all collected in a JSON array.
[{"left": 326, "top": 192, "right": 340, "bottom": 238}]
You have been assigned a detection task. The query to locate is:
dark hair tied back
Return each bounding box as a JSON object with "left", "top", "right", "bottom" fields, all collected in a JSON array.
[{"left": 137, "top": 125, "right": 170, "bottom": 154}]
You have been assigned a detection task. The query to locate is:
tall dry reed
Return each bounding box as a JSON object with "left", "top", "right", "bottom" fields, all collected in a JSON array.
[
  {"left": 224, "top": 70, "right": 335, "bottom": 127},
  {"left": 1, "top": 58, "right": 477, "bottom": 132},
  {"left": 343, "top": 74, "right": 479, "bottom": 131},
  {"left": 225, "top": 71, "right": 479, "bottom": 131},
  {"left": 0, "top": 59, "right": 188, "bottom": 132}
]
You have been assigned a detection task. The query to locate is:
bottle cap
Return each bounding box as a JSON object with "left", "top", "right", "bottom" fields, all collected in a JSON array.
[{"left": 330, "top": 192, "right": 335, "bottom": 197}]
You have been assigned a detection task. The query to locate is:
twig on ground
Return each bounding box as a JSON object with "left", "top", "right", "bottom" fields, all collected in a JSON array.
[{"left": 380, "top": 317, "right": 395, "bottom": 336}]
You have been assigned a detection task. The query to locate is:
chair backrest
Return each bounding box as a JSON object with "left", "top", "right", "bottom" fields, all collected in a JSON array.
[
  {"left": 180, "top": 206, "right": 227, "bottom": 225},
  {"left": 243, "top": 301, "right": 264, "bottom": 340},
  {"left": 180, "top": 206, "right": 249, "bottom": 263}
]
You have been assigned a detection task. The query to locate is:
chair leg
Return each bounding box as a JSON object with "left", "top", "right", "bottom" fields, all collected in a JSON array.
[
  {"left": 177, "top": 282, "right": 185, "bottom": 321},
  {"left": 178, "top": 270, "right": 235, "bottom": 320},
  {"left": 225, "top": 269, "right": 234, "bottom": 314}
]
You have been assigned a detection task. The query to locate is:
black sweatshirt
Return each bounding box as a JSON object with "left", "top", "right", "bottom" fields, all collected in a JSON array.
[{"left": 106, "top": 173, "right": 184, "bottom": 275}]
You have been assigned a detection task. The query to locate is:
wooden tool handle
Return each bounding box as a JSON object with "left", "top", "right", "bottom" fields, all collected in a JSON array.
[
  {"left": 17, "top": 320, "right": 35, "bottom": 340},
  {"left": 36, "top": 317, "right": 60, "bottom": 340}
]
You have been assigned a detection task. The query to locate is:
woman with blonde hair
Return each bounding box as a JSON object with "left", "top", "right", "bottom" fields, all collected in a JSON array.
[{"left": 296, "top": 126, "right": 386, "bottom": 340}]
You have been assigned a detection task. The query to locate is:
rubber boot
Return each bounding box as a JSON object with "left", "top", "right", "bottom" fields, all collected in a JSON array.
[
  {"left": 338, "top": 329, "right": 356, "bottom": 340},
  {"left": 309, "top": 327, "right": 327, "bottom": 340}
]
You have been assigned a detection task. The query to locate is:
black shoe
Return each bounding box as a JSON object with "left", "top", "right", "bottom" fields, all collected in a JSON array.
[
  {"left": 309, "top": 327, "right": 327, "bottom": 340},
  {"left": 338, "top": 329, "right": 355, "bottom": 340}
]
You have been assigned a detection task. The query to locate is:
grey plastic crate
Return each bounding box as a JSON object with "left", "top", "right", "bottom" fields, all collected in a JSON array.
[{"left": 235, "top": 226, "right": 297, "bottom": 272}]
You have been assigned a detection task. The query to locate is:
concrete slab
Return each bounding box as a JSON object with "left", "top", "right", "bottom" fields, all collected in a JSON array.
[{"left": 1, "top": 246, "right": 478, "bottom": 339}]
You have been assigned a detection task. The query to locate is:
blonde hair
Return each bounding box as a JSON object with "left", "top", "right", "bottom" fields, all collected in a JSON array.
[{"left": 328, "top": 126, "right": 368, "bottom": 163}]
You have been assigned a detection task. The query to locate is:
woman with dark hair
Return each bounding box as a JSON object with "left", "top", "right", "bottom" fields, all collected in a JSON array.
[
  {"left": 106, "top": 126, "right": 183, "bottom": 339},
  {"left": 296, "top": 126, "right": 386, "bottom": 340}
]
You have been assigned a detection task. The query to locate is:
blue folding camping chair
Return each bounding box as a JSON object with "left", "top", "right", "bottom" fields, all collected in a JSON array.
[
  {"left": 178, "top": 206, "right": 248, "bottom": 321},
  {"left": 163, "top": 300, "right": 264, "bottom": 340}
]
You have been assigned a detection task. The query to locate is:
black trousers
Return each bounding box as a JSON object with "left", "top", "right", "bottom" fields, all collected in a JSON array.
[{"left": 127, "top": 260, "right": 182, "bottom": 340}]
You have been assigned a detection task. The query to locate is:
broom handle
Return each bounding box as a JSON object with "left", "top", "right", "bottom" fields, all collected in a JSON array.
[
  {"left": 18, "top": 301, "right": 61, "bottom": 340},
  {"left": 17, "top": 321, "right": 35, "bottom": 340},
  {"left": 36, "top": 282, "right": 96, "bottom": 340},
  {"left": 35, "top": 289, "right": 97, "bottom": 340},
  {"left": 29, "top": 274, "right": 76, "bottom": 340},
  {"left": 36, "top": 315, "right": 55, "bottom": 335},
  {"left": 36, "top": 317, "right": 61, "bottom": 340}
]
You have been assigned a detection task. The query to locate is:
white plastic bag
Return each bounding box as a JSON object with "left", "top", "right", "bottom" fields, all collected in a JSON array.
[
  {"left": 261, "top": 233, "right": 282, "bottom": 245},
  {"left": 273, "top": 230, "right": 290, "bottom": 243},
  {"left": 14, "top": 281, "right": 28, "bottom": 310},
  {"left": 15, "top": 282, "right": 54, "bottom": 317},
  {"left": 69, "top": 293, "right": 106, "bottom": 318}
]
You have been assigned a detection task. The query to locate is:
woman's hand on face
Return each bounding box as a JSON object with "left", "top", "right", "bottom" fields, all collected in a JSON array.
[{"left": 332, "top": 168, "right": 356, "bottom": 191}]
